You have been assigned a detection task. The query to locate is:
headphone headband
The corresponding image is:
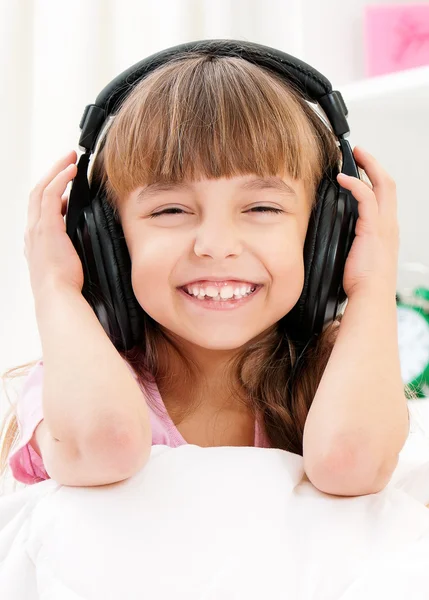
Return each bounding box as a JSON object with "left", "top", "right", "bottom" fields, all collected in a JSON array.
[{"left": 78, "top": 39, "right": 350, "bottom": 155}]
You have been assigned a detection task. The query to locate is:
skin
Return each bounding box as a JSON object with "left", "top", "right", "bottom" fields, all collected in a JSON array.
[{"left": 116, "top": 173, "right": 312, "bottom": 411}]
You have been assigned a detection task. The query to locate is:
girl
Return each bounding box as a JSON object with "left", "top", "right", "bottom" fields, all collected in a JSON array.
[{"left": 0, "top": 47, "right": 412, "bottom": 495}]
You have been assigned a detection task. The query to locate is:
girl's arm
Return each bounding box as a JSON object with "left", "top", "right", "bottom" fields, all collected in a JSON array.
[
  {"left": 303, "top": 286, "right": 409, "bottom": 497},
  {"left": 303, "top": 146, "right": 409, "bottom": 498},
  {"left": 35, "top": 284, "right": 152, "bottom": 483},
  {"left": 23, "top": 151, "right": 151, "bottom": 485}
]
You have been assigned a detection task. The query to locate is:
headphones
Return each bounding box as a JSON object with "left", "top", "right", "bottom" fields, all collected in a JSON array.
[{"left": 65, "top": 39, "right": 359, "bottom": 353}]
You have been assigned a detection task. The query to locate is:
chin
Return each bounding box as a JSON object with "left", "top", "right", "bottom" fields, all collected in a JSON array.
[{"left": 173, "top": 324, "right": 269, "bottom": 352}]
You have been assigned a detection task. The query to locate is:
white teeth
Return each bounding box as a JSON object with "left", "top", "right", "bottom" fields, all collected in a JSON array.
[{"left": 185, "top": 284, "right": 257, "bottom": 300}]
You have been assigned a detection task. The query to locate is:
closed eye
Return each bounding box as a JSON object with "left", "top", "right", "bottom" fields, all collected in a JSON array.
[{"left": 148, "top": 206, "right": 284, "bottom": 218}]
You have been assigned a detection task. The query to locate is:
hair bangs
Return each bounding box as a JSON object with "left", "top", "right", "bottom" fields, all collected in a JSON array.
[{"left": 102, "top": 54, "right": 326, "bottom": 209}]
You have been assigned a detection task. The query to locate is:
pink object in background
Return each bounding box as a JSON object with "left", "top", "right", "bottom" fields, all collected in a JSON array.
[{"left": 364, "top": 4, "right": 429, "bottom": 77}]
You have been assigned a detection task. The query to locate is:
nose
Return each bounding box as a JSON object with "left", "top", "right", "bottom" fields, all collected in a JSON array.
[{"left": 193, "top": 220, "right": 243, "bottom": 259}]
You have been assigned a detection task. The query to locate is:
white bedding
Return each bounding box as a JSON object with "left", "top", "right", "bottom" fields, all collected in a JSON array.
[{"left": 0, "top": 440, "right": 429, "bottom": 600}]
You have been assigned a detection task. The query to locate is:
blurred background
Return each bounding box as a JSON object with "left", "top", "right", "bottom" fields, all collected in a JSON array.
[{"left": 1, "top": 0, "right": 429, "bottom": 434}]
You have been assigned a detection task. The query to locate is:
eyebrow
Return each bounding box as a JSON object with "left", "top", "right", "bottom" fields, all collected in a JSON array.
[{"left": 135, "top": 176, "right": 298, "bottom": 203}]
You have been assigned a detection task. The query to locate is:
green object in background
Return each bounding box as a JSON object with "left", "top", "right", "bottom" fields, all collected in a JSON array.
[{"left": 396, "top": 287, "right": 429, "bottom": 398}]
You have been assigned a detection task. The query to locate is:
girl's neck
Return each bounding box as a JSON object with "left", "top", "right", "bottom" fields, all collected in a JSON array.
[{"left": 155, "top": 337, "right": 249, "bottom": 420}]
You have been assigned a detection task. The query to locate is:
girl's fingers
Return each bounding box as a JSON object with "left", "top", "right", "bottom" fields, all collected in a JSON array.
[
  {"left": 40, "top": 163, "right": 77, "bottom": 227},
  {"left": 27, "top": 150, "right": 77, "bottom": 228},
  {"left": 337, "top": 172, "right": 379, "bottom": 234},
  {"left": 352, "top": 146, "right": 397, "bottom": 216}
]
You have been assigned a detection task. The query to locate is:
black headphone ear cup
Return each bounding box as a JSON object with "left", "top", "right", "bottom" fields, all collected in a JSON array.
[
  {"left": 92, "top": 192, "right": 145, "bottom": 350},
  {"left": 282, "top": 171, "right": 357, "bottom": 345},
  {"left": 71, "top": 187, "right": 145, "bottom": 351},
  {"left": 281, "top": 177, "right": 328, "bottom": 343}
]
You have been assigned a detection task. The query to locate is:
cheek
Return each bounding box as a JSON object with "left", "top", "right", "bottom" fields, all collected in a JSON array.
[
  {"left": 127, "top": 237, "right": 175, "bottom": 312},
  {"left": 267, "top": 228, "right": 304, "bottom": 275},
  {"left": 266, "top": 234, "right": 306, "bottom": 310}
]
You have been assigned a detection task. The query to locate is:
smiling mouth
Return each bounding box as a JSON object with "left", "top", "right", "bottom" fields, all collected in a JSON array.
[{"left": 180, "top": 284, "right": 260, "bottom": 301}]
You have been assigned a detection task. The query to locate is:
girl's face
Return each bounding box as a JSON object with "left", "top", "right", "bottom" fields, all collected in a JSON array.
[{"left": 117, "top": 174, "right": 312, "bottom": 351}]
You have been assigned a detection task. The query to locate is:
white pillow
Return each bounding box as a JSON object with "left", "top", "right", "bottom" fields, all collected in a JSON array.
[
  {"left": 0, "top": 444, "right": 429, "bottom": 599},
  {"left": 390, "top": 399, "right": 429, "bottom": 504}
]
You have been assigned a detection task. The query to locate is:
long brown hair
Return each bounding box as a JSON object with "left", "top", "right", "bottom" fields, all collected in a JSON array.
[{"left": 0, "top": 52, "right": 416, "bottom": 486}]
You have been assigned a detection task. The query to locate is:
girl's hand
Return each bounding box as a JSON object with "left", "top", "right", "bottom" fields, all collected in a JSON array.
[
  {"left": 24, "top": 150, "right": 84, "bottom": 298},
  {"left": 337, "top": 146, "right": 399, "bottom": 300}
]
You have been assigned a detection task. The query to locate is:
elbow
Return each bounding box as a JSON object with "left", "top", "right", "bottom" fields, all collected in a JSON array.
[
  {"left": 304, "top": 442, "right": 399, "bottom": 497},
  {"left": 83, "top": 415, "right": 152, "bottom": 480}
]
